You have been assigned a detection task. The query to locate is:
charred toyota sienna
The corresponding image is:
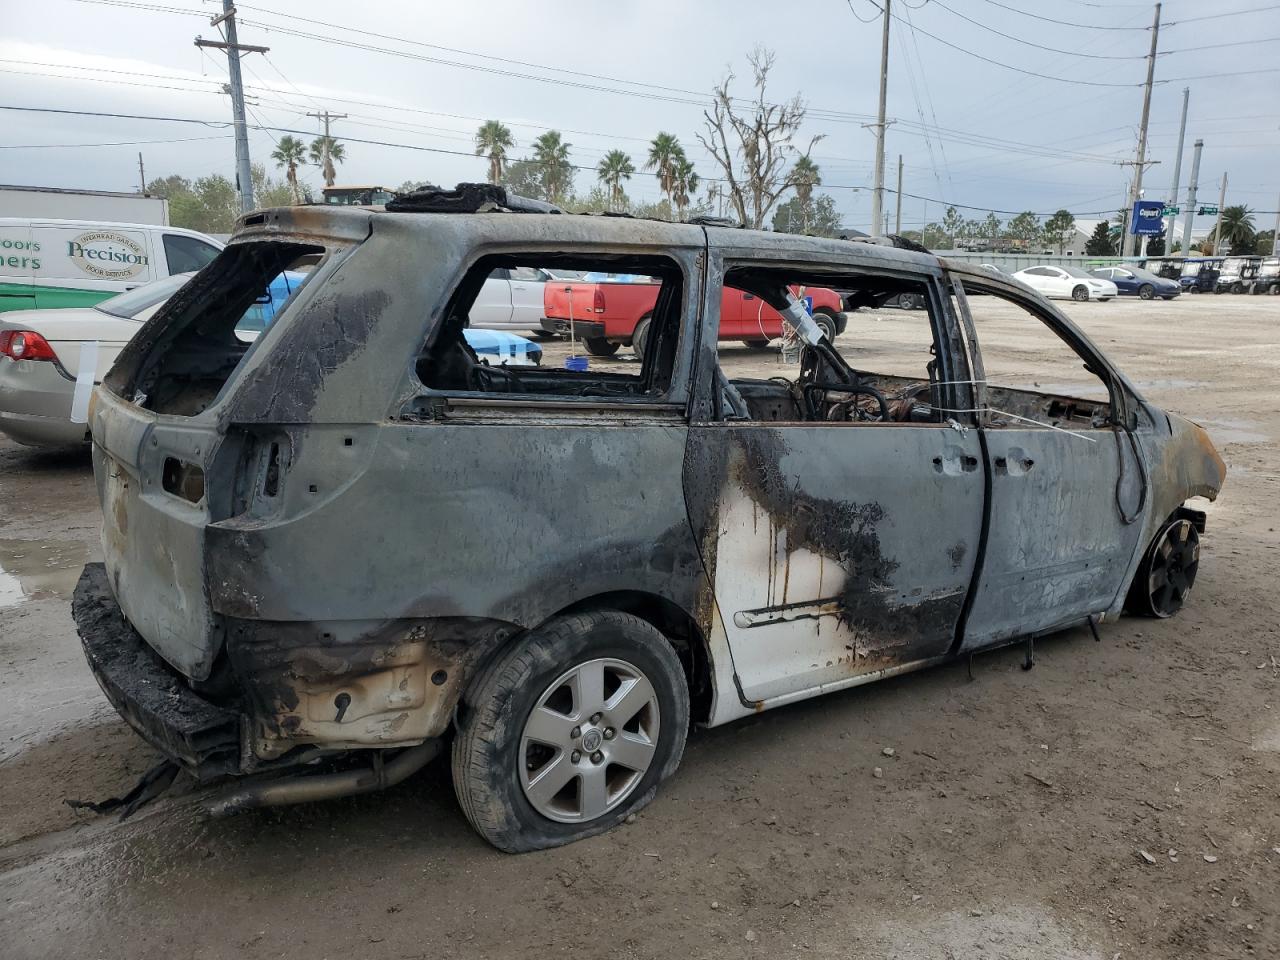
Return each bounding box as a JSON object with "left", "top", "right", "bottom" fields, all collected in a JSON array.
[{"left": 74, "top": 184, "right": 1225, "bottom": 852}]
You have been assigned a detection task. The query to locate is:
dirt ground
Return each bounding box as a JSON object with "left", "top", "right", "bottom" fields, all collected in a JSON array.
[{"left": 2, "top": 293, "right": 1278, "bottom": 960}]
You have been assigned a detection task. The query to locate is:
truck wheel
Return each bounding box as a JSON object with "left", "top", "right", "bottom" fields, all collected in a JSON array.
[
  {"left": 812, "top": 308, "right": 838, "bottom": 340},
  {"left": 1071, "top": 285, "right": 1089, "bottom": 302},
  {"left": 742, "top": 339, "right": 773, "bottom": 350},
  {"left": 452, "top": 611, "right": 689, "bottom": 853},
  {"left": 1138, "top": 284, "right": 1155, "bottom": 300},
  {"left": 631, "top": 315, "right": 652, "bottom": 359},
  {"left": 582, "top": 337, "right": 619, "bottom": 357},
  {"left": 1230, "top": 282, "right": 1244, "bottom": 294},
  {"left": 1127, "top": 516, "right": 1200, "bottom": 619}
]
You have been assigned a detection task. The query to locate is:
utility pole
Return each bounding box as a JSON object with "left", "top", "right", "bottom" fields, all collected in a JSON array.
[
  {"left": 306, "top": 109, "right": 348, "bottom": 187},
  {"left": 894, "top": 154, "right": 903, "bottom": 234},
  {"left": 137, "top": 152, "right": 146, "bottom": 194},
  {"left": 195, "top": 1, "right": 269, "bottom": 214},
  {"left": 1164, "top": 86, "right": 1189, "bottom": 246},
  {"left": 1123, "top": 2, "right": 1161, "bottom": 257},
  {"left": 1180, "top": 139, "right": 1203, "bottom": 256},
  {"left": 1273, "top": 192, "right": 1279, "bottom": 255},
  {"left": 869, "top": 0, "right": 891, "bottom": 238},
  {"left": 1211, "top": 172, "right": 1228, "bottom": 253}
]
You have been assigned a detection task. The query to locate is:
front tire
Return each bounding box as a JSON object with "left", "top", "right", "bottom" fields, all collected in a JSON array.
[
  {"left": 742, "top": 338, "right": 773, "bottom": 350},
  {"left": 452, "top": 611, "right": 689, "bottom": 852},
  {"left": 1138, "top": 284, "right": 1155, "bottom": 300},
  {"left": 1071, "top": 285, "right": 1089, "bottom": 302},
  {"left": 1128, "top": 516, "right": 1201, "bottom": 618}
]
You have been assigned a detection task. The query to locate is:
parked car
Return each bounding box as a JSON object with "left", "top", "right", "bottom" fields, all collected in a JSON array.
[
  {"left": 543, "top": 275, "right": 845, "bottom": 356},
  {"left": 1012, "top": 265, "right": 1117, "bottom": 301},
  {"left": 1089, "top": 265, "right": 1180, "bottom": 300},
  {"left": 0, "top": 217, "right": 223, "bottom": 313},
  {"left": 1251, "top": 257, "right": 1280, "bottom": 295},
  {"left": 73, "top": 185, "right": 1224, "bottom": 853},
  {"left": 0, "top": 269, "right": 539, "bottom": 446},
  {"left": 1179, "top": 258, "right": 1221, "bottom": 293},
  {"left": 469, "top": 265, "right": 552, "bottom": 337},
  {"left": 1214, "top": 256, "right": 1261, "bottom": 294}
]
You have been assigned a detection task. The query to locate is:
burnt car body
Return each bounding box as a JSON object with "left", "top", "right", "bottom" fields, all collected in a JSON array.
[{"left": 74, "top": 190, "right": 1225, "bottom": 851}]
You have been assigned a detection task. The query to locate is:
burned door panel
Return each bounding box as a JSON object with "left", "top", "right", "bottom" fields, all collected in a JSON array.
[
  {"left": 684, "top": 424, "right": 983, "bottom": 703},
  {"left": 961, "top": 426, "right": 1145, "bottom": 647}
]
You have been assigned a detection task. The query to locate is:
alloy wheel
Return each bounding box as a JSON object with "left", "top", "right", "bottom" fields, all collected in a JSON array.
[
  {"left": 519, "top": 658, "right": 660, "bottom": 823},
  {"left": 1146, "top": 519, "right": 1200, "bottom": 618}
]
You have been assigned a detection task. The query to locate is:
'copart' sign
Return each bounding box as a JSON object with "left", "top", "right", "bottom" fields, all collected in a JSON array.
[{"left": 67, "top": 231, "right": 149, "bottom": 279}]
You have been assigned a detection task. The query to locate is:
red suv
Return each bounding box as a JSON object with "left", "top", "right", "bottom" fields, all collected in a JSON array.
[{"left": 542, "top": 274, "right": 845, "bottom": 356}]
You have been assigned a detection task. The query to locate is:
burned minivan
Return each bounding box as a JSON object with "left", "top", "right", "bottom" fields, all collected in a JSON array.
[{"left": 74, "top": 185, "right": 1225, "bottom": 851}]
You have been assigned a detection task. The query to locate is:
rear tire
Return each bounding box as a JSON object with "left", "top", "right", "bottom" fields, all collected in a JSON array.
[
  {"left": 582, "top": 337, "right": 619, "bottom": 357},
  {"left": 742, "top": 339, "right": 773, "bottom": 350},
  {"left": 1071, "top": 285, "right": 1089, "bottom": 302},
  {"left": 1138, "top": 284, "right": 1155, "bottom": 300},
  {"left": 451, "top": 611, "right": 689, "bottom": 853},
  {"left": 631, "top": 314, "right": 652, "bottom": 359}
]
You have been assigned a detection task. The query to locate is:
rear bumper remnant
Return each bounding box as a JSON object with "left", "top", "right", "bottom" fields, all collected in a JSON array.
[{"left": 72, "top": 563, "right": 240, "bottom": 781}]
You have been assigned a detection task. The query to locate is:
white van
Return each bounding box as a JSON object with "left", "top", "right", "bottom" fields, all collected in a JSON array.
[{"left": 0, "top": 218, "right": 223, "bottom": 314}]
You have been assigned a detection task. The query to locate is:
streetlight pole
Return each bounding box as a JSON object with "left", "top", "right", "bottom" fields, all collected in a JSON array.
[
  {"left": 1180, "top": 139, "right": 1203, "bottom": 256},
  {"left": 1164, "top": 86, "right": 1189, "bottom": 247}
]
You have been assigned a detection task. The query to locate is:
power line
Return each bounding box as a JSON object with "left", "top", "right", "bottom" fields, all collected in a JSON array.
[
  {"left": 4, "top": 55, "right": 1131, "bottom": 167},
  {"left": 1166, "top": 3, "right": 1280, "bottom": 25},
  {"left": 1163, "top": 36, "right": 1280, "bottom": 54},
  {"left": 1162, "top": 67, "right": 1280, "bottom": 82},
  {"left": 7, "top": 102, "right": 1213, "bottom": 218},
  {"left": 926, "top": 0, "right": 1149, "bottom": 59},
  {"left": 0, "top": 134, "right": 232, "bottom": 149},
  {"left": 971, "top": 0, "right": 1153, "bottom": 30},
  {"left": 884, "top": 11, "right": 1142, "bottom": 86}
]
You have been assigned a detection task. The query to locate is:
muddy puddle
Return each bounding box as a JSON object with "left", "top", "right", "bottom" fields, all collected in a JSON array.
[{"left": 0, "top": 538, "right": 90, "bottom": 608}]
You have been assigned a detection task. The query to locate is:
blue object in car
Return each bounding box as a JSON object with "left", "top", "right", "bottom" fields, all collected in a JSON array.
[{"left": 463, "top": 328, "right": 543, "bottom": 366}]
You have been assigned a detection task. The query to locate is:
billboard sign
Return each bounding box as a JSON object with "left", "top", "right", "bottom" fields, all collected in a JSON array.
[{"left": 1131, "top": 200, "right": 1166, "bottom": 236}]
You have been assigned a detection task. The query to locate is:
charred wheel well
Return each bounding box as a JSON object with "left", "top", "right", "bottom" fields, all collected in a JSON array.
[{"left": 553, "top": 591, "right": 714, "bottom": 725}]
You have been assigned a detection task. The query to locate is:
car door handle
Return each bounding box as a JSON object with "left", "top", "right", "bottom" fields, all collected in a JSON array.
[
  {"left": 743, "top": 294, "right": 755, "bottom": 300},
  {"left": 932, "top": 450, "right": 979, "bottom": 475},
  {"left": 994, "top": 455, "right": 1035, "bottom": 476}
]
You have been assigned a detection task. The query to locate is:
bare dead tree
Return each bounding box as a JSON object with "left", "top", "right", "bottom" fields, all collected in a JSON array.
[{"left": 697, "top": 47, "right": 822, "bottom": 230}]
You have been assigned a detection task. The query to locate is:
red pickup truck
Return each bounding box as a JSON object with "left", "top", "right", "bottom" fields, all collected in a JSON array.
[{"left": 541, "top": 274, "right": 845, "bottom": 356}]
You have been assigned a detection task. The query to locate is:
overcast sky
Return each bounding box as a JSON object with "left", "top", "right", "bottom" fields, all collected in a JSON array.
[{"left": 3, "top": 0, "right": 1277, "bottom": 232}]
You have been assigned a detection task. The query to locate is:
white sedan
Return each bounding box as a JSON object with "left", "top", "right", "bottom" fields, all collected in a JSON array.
[{"left": 1012, "top": 265, "right": 1117, "bottom": 302}]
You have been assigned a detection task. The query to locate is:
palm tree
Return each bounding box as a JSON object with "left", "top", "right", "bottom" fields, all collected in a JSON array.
[
  {"left": 475, "top": 120, "right": 515, "bottom": 185},
  {"left": 532, "top": 130, "right": 572, "bottom": 201},
  {"left": 271, "top": 135, "right": 307, "bottom": 204},
  {"left": 646, "top": 132, "right": 684, "bottom": 208},
  {"left": 790, "top": 155, "right": 821, "bottom": 231},
  {"left": 308, "top": 136, "right": 346, "bottom": 188},
  {"left": 1217, "top": 205, "right": 1256, "bottom": 253},
  {"left": 672, "top": 156, "right": 699, "bottom": 220},
  {"left": 596, "top": 150, "right": 635, "bottom": 211}
]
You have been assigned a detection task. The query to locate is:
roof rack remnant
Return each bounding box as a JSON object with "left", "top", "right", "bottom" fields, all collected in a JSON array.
[{"left": 386, "top": 182, "right": 562, "bottom": 215}]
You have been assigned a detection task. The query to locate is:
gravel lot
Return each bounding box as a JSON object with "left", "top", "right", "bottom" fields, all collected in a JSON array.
[{"left": 2, "top": 293, "right": 1278, "bottom": 960}]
